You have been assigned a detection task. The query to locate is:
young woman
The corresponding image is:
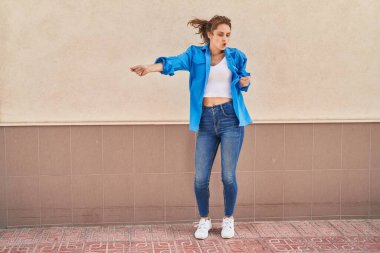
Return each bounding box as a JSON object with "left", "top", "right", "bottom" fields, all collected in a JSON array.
[{"left": 130, "top": 15, "right": 252, "bottom": 240}]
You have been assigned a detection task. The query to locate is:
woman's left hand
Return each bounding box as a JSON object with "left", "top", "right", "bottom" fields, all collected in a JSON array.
[{"left": 239, "top": 76, "right": 251, "bottom": 87}]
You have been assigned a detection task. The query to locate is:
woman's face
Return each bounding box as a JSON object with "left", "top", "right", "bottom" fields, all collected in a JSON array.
[{"left": 208, "top": 23, "right": 231, "bottom": 51}]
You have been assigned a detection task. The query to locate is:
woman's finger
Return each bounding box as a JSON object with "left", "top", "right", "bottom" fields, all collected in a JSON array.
[{"left": 131, "top": 65, "right": 143, "bottom": 72}]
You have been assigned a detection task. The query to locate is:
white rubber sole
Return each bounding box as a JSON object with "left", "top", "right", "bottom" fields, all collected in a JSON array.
[
  {"left": 194, "top": 225, "right": 212, "bottom": 239},
  {"left": 221, "top": 232, "right": 234, "bottom": 239}
]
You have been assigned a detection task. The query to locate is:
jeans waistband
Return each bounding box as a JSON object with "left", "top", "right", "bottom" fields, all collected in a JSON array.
[{"left": 202, "top": 100, "right": 233, "bottom": 110}]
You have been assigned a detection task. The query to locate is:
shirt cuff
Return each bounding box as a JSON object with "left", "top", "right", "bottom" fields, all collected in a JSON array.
[{"left": 154, "top": 57, "right": 175, "bottom": 76}]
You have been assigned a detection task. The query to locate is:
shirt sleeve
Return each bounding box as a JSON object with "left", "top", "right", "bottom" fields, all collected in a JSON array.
[
  {"left": 154, "top": 46, "right": 192, "bottom": 76},
  {"left": 236, "top": 49, "right": 252, "bottom": 92}
]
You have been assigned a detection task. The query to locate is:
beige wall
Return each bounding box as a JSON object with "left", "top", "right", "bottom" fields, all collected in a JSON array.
[{"left": 1, "top": 0, "right": 379, "bottom": 125}]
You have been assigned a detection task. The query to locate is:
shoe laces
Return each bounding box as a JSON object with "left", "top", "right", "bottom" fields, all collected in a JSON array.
[
  {"left": 222, "top": 217, "right": 234, "bottom": 229},
  {"left": 193, "top": 218, "right": 209, "bottom": 229}
]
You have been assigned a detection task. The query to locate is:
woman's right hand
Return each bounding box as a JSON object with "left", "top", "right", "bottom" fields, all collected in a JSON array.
[{"left": 130, "top": 65, "right": 150, "bottom": 76}]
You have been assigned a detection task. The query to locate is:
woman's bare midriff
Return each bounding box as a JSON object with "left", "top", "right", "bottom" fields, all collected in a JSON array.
[{"left": 202, "top": 97, "right": 232, "bottom": 107}]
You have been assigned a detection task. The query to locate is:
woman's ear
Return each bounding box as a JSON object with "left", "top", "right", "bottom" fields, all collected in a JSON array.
[{"left": 207, "top": 31, "right": 212, "bottom": 39}]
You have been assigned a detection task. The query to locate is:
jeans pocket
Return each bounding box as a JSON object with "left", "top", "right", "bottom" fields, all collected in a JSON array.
[{"left": 221, "top": 104, "right": 236, "bottom": 118}]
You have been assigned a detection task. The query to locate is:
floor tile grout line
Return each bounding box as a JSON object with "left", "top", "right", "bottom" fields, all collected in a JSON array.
[
  {"left": 330, "top": 219, "right": 368, "bottom": 248},
  {"left": 366, "top": 219, "right": 380, "bottom": 233},
  {"left": 56, "top": 226, "right": 65, "bottom": 252},
  {"left": 334, "top": 219, "right": 365, "bottom": 236},
  {"left": 31, "top": 208, "right": 45, "bottom": 253},
  {"left": 327, "top": 219, "right": 349, "bottom": 237},
  {"left": 288, "top": 220, "right": 317, "bottom": 249}
]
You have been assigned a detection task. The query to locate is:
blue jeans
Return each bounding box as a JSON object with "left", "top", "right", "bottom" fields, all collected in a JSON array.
[{"left": 194, "top": 100, "right": 245, "bottom": 217}]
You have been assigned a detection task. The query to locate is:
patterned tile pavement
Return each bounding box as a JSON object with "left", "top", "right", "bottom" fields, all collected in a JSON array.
[{"left": 0, "top": 219, "right": 379, "bottom": 252}]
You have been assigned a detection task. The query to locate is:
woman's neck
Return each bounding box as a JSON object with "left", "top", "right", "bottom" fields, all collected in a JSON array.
[{"left": 209, "top": 43, "right": 224, "bottom": 56}]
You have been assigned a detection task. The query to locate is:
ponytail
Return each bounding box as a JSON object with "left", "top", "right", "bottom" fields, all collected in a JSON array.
[{"left": 187, "top": 15, "right": 231, "bottom": 45}]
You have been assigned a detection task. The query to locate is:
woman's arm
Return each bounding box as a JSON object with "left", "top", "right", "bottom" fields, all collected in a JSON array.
[
  {"left": 130, "top": 45, "right": 193, "bottom": 77},
  {"left": 130, "top": 63, "right": 163, "bottom": 76},
  {"left": 236, "top": 49, "right": 252, "bottom": 92}
]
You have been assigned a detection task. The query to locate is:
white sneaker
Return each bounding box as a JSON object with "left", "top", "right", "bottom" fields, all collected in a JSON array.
[
  {"left": 193, "top": 217, "right": 212, "bottom": 239},
  {"left": 221, "top": 216, "right": 235, "bottom": 238}
]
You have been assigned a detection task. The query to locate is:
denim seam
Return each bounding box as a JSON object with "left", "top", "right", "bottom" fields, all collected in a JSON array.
[{"left": 212, "top": 109, "right": 218, "bottom": 134}]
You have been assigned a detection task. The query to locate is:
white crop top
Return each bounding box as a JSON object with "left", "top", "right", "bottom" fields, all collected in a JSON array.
[{"left": 203, "top": 56, "right": 233, "bottom": 98}]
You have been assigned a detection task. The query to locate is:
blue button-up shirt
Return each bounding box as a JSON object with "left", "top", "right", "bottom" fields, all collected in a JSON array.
[{"left": 154, "top": 43, "right": 252, "bottom": 132}]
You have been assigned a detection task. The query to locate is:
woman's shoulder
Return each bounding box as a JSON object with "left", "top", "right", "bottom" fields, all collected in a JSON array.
[
  {"left": 188, "top": 44, "right": 204, "bottom": 51},
  {"left": 181, "top": 44, "right": 201, "bottom": 54},
  {"left": 227, "top": 47, "right": 247, "bottom": 57},
  {"left": 185, "top": 45, "right": 205, "bottom": 58},
  {"left": 227, "top": 48, "right": 248, "bottom": 66}
]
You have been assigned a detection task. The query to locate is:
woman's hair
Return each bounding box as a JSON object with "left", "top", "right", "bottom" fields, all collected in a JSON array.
[{"left": 187, "top": 15, "right": 231, "bottom": 45}]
